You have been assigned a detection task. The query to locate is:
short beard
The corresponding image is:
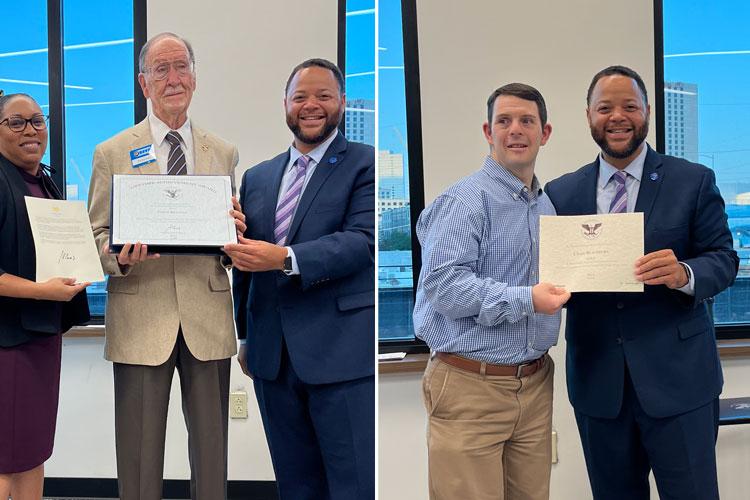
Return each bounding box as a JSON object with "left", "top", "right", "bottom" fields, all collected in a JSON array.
[
  {"left": 287, "top": 115, "right": 341, "bottom": 147},
  {"left": 591, "top": 121, "right": 649, "bottom": 160}
]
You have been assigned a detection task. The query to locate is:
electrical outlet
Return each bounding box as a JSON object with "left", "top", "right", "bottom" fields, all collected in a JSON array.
[
  {"left": 230, "top": 391, "right": 248, "bottom": 419},
  {"left": 551, "top": 429, "right": 558, "bottom": 464}
]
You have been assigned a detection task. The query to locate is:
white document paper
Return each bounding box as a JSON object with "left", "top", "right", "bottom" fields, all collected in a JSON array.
[
  {"left": 25, "top": 197, "right": 105, "bottom": 283},
  {"left": 539, "top": 213, "right": 644, "bottom": 293},
  {"left": 111, "top": 174, "right": 237, "bottom": 247}
]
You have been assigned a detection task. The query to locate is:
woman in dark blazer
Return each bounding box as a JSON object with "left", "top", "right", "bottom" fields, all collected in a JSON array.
[{"left": 0, "top": 92, "right": 90, "bottom": 499}]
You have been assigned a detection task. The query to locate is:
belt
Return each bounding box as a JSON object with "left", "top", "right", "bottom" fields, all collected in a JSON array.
[{"left": 435, "top": 352, "right": 546, "bottom": 378}]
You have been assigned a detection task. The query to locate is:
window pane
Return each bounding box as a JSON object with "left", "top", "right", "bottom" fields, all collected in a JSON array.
[
  {"left": 345, "top": 0, "right": 375, "bottom": 147},
  {"left": 663, "top": 0, "right": 750, "bottom": 324},
  {"left": 64, "top": 0, "right": 135, "bottom": 317},
  {"left": 377, "top": 0, "right": 415, "bottom": 341},
  {"left": 1, "top": 0, "right": 50, "bottom": 165}
]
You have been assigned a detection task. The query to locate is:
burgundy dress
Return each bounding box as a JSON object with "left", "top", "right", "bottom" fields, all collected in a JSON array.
[{"left": 0, "top": 166, "right": 65, "bottom": 474}]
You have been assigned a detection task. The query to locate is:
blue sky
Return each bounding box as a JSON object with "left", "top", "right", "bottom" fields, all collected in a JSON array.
[
  {"left": 346, "top": 0, "right": 375, "bottom": 102},
  {"left": 378, "top": 0, "right": 408, "bottom": 158},
  {"left": 664, "top": 0, "right": 750, "bottom": 185},
  {"left": 1, "top": 0, "right": 135, "bottom": 198}
]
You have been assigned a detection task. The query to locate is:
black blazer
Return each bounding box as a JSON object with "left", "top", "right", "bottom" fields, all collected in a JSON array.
[{"left": 0, "top": 155, "right": 89, "bottom": 347}]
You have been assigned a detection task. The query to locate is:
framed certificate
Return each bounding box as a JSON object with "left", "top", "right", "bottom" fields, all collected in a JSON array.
[{"left": 110, "top": 174, "right": 237, "bottom": 255}]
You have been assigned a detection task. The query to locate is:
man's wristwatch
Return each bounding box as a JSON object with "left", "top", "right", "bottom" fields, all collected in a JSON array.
[{"left": 282, "top": 253, "right": 294, "bottom": 275}]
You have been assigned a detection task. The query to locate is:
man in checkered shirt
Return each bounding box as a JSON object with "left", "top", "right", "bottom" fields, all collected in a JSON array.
[{"left": 414, "top": 83, "right": 570, "bottom": 500}]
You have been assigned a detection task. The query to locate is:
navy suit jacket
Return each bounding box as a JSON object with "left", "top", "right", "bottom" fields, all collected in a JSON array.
[
  {"left": 545, "top": 147, "right": 738, "bottom": 419},
  {"left": 233, "top": 133, "right": 375, "bottom": 384}
]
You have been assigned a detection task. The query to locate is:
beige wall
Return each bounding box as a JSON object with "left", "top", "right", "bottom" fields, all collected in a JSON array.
[
  {"left": 147, "top": 0, "right": 339, "bottom": 185},
  {"left": 379, "top": 0, "right": 750, "bottom": 499},
  {"left": 47, "top": 0, "right": 337, "bottom": 481},
  {"left": 418, "top": 0, "right": 655, "bottom": 199}
]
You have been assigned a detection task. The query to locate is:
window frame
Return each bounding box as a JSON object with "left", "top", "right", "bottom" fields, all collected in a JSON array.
[
  {"left": 44, "top": 0, "right": 147, "bottom": 322},
  {"left": 655, "top": 0, "right": 749, "bottom": 340},
  {"left": 375, "top": 0, "right": 428, "bottom": 353}
]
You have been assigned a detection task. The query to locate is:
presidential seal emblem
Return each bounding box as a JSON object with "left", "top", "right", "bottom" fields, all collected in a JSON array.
[
  {"left": 581, "top": 221, "right": 603, "bottom": 239},
  {"left": 163, "top": 188, "right": 183, "bottom": 200}
]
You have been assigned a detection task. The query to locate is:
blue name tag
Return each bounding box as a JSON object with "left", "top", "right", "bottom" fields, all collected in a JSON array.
[{"left": 129, "top": 145, "right": 156, "bottom": 168}]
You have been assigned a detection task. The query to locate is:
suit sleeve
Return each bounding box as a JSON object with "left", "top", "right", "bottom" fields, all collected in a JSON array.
[
  {"left": 88, "top": 144, "right": 130, "bottom": 277},
  {"left": 219, "top": 144, "right": 240, "bottom": 269},
  {"left": 290, "top": 160, "right": 375, "bottom": 291},
  {"left": 232, "top": 173, "right": 251, "bottom": 340},
  {"left": 682, "top": 168, "right": 739, "bottom": 304},
  {"left": 231, "top": 146, "right": 239, "bottom": 182}
]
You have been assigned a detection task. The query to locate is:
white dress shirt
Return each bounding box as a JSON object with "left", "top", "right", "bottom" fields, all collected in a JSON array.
[
  {"left": 148, "top": 113, "right": 195, "bottom": 175},
  {"left": 596, "top": 144, "right": 694, "bottom": 295},
  {"left": 277, "top": 130, "right": 339, "bottom": 274}
]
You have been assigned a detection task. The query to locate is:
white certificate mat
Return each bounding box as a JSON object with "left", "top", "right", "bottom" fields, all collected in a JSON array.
[
  {"left": 111, "top": 174, "right": 237, "bottom": 250},
  {"left": 539, "top": 213, "right": 644, "bottom": 293},
  {"left": 25, "top": 197, "right": 105, "bottom": 283}
]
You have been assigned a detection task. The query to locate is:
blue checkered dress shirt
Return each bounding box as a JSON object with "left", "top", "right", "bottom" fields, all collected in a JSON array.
[{"left": 413, "top": 156, "right": 561, "bottom": 364}]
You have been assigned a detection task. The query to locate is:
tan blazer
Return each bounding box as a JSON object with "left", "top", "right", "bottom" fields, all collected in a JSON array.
[{"left": 88, "top": 118, "right": 239, "bottom": 365}]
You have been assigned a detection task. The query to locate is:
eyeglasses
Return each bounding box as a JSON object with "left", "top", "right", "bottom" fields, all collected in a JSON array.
[
  {"left": 145, "top": 60, "right": 193, "bottom": 81},
  {"left": 0, "top": 114, "right": 48, "bottom": 132}
]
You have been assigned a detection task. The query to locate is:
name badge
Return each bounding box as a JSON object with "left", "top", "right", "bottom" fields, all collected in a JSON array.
[{"left": 129, "top": 145, "right": 156, "bottom": 168}]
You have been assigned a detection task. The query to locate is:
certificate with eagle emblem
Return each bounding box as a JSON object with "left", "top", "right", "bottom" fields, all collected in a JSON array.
[
  {"left": 539, "top": 213, "right": 643, "bottom": 292},
  {"left": 110, "top": 174, "right": 236, "bottom": 255}
]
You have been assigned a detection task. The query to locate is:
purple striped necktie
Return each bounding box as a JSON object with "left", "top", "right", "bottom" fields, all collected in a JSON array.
[
  {"left": 609, "top": 170, "right": 628, "bottom": 213},
  {"left": 274, "top": 155, "right": 310, "bottom": 245},
  {"left": 165, "top": 131, "right": 187, "bottom": 175}
]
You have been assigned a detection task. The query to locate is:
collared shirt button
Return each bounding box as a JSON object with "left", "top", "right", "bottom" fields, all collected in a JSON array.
[
  {"left": 512, "top": 194, "right": 519, "bottom": 200},
  {"left": 616, "top": 302, "right": 625, "bottom": 309},
  {"left": 616, "top": 337, "right": 623, "bottom": 345}
]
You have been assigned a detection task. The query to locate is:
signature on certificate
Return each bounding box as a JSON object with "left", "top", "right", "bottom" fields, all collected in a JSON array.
[{"left": 57, "top": 250, "right": 77, "bottom": 265}]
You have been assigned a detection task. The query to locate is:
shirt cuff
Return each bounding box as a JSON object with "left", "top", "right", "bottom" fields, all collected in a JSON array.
[
  {"left": 506, "top": 285, "right": 534, "bottom": 322},
  {"left": 676, "top": 262, "right": 695, "bottom": 296},
  {"left": 287, "top": 246, "right": 300, "bottom": 275},
  {"left": 239, "top": 339, "right": 247, "bottom": 345}
]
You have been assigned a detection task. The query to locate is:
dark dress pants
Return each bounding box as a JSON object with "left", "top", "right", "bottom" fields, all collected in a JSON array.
[
  {"left": 254, "top": 341, "right": 375, "bottom": 500},
  {"left": 575, "top": 365, "right": 720, "bottom": 500},
  {"left": 113, "top": 332, "right": 230, "bottom": 500}
]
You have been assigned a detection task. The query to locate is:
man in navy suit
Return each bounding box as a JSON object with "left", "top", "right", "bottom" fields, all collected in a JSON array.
[
  {"left": 545, "top": 65, "right": 738, "bottom": 500},
  {"left": 224, "top": 58, "right": 374, "bottom": 500}
]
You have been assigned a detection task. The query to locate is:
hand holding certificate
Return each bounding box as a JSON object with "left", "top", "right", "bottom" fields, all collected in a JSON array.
[
  {"left": 539, "top": 213, "right": 644, "bottom": 292},
  {"left": 25, "top": 197, "right": 105, "bottom": 283},
  {"left": 110, "top": 174, "right": 237, "bottom": 255}
]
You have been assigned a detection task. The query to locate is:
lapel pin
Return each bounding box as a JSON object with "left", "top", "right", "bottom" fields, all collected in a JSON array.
[
  {"left": 201, "top": 144, "right": 209, "bottom": 152},
  {"left": 328, "top": 156, "right": 338, "bottom": 164},
  {"left": 649, "top": 172, "right": 659, "bottom": 181}
]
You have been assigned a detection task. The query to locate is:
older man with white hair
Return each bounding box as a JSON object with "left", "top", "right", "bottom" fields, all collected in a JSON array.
[{"left": 88, "top": 32, "right": 239, "bottom": 500}]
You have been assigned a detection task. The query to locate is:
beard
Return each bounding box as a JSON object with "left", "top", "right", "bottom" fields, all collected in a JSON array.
[
  {"left": 590, "top": 120, "right": 649, "bottom": 160},
  {"left": 286, "top": 112, "right": 341, "bottom": 146}
]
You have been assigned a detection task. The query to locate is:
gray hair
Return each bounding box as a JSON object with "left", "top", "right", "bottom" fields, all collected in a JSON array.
[{"left": 138, "top": 32, "right": 195, "bottom": 74}]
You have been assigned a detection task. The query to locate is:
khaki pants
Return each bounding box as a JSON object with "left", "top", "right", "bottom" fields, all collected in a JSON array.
[{"left": 422, "top": 354, "right": 554, "bottom": 500}]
